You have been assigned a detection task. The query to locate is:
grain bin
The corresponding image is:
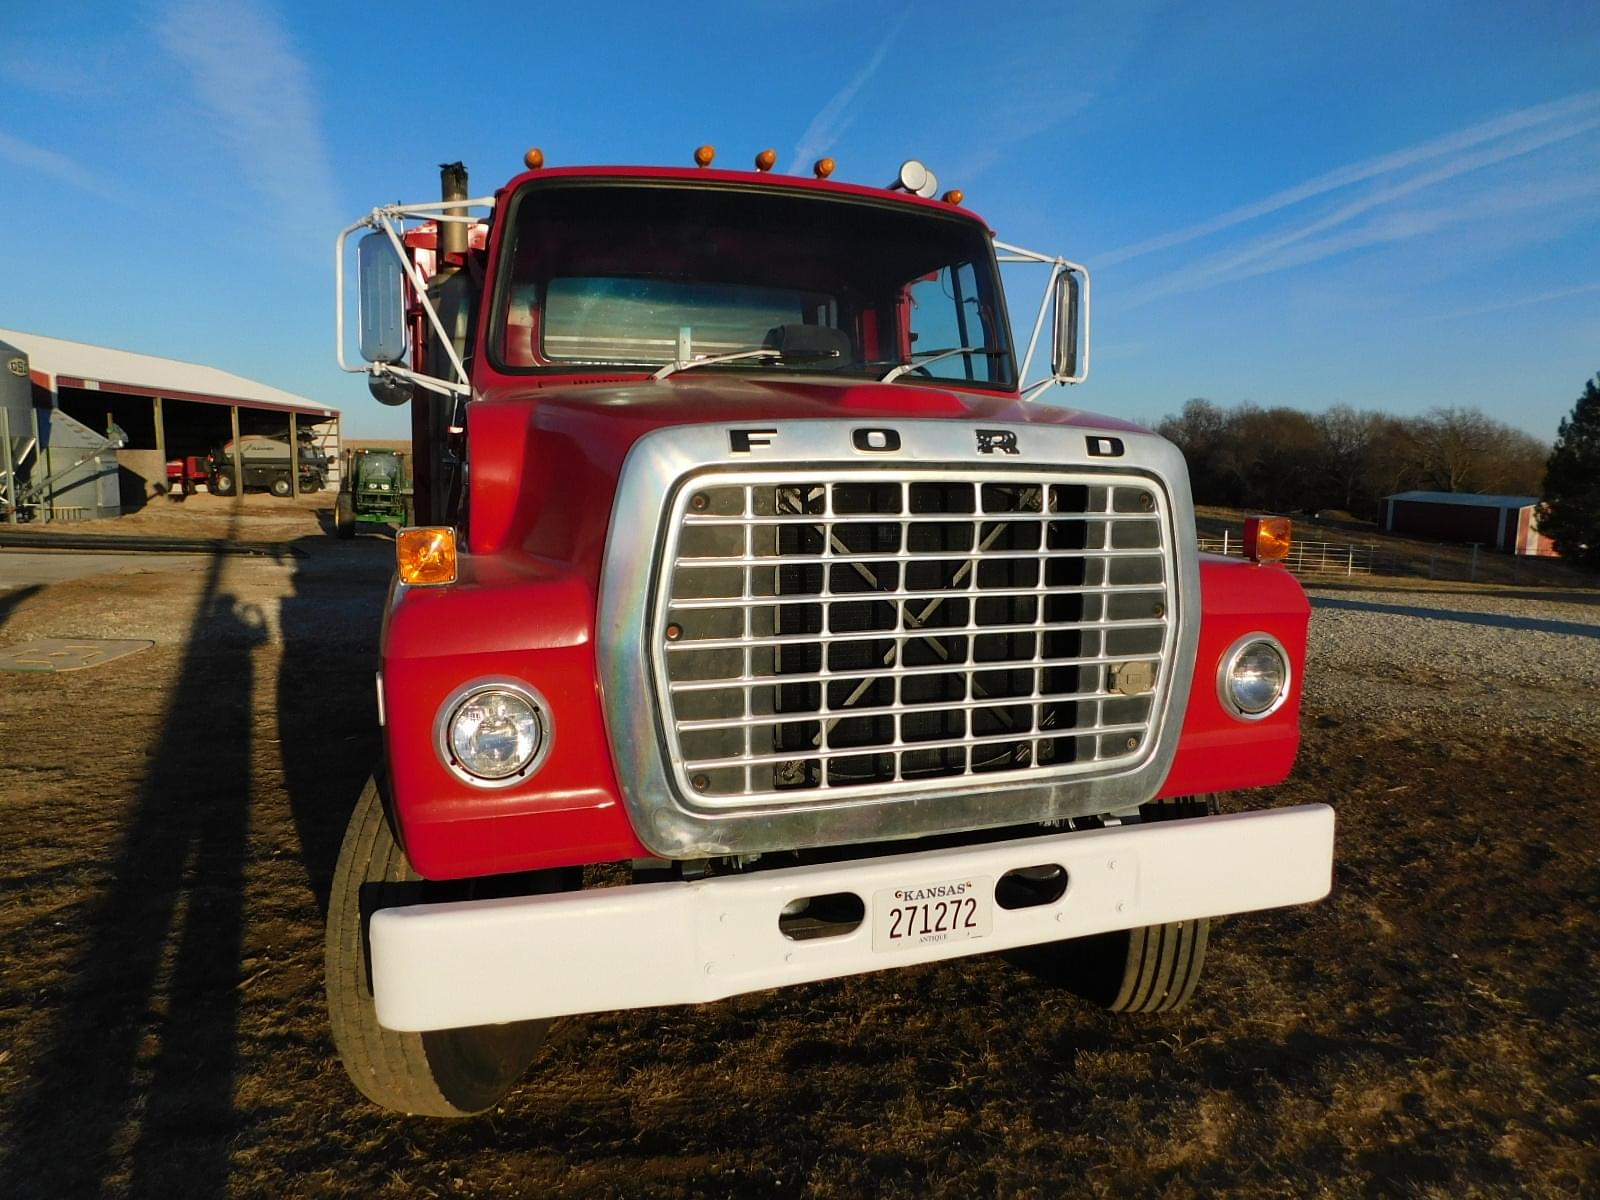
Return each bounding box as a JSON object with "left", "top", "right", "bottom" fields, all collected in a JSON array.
[{"left": 0, "top": 337, "right": 30, "bottom": 464}]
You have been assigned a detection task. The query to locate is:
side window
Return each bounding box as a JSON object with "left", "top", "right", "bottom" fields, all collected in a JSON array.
[{"left": 906, "top": 262, "right": 993, "bottom": 382}]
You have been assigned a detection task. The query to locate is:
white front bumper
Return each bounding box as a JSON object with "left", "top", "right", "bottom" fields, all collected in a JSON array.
[{"left": 370, "top": 804, "right": 1335, "bottom": 1032}]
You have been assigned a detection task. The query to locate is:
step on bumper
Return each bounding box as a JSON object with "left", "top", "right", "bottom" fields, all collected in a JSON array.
[{"left": 369, "top": 803, "right": 1335, "bottom": 1031}]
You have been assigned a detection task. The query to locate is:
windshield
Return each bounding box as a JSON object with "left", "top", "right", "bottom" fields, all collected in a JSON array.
[
  {"left": 361, "top": 454, "right": 398, "bottom": 480},
  {"left": 492, "top": 181, "right": 1015, "bottom": 389}
]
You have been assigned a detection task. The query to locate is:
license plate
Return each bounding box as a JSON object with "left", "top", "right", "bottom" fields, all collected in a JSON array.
[{"left": 872, "top": 875, "right": 992, "bottom": 953}]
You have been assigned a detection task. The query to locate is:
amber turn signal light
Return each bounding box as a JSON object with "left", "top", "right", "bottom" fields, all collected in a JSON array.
[
  {"left": 1243, "top": 516, "right": 1292, "bottom": 563},
  {"left": 397, "top": 526, "right": 458, "bottom": 586}
]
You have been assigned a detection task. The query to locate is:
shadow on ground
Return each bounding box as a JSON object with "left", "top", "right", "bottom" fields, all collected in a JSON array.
[
  {"left": 0, "top": 583, "right": 42, "bottom": 634},
  {"left": 0, "top": 530, "right": 260, "bottom": 1198},
  {"left": 277, "top": 533, "right": 390, "bottom": 913},
  {"left": 1310, "top": 594, "right": 1600, "bottom": 638}
]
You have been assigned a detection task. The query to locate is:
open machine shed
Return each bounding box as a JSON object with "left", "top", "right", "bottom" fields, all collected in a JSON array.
[{"left": 0, "top": 328, "right": 341, "bottom": 512}]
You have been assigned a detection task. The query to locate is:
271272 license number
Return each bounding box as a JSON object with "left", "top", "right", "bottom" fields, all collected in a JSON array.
[{"left": 871, "top": 876, "right": 993, "bottom": 953}]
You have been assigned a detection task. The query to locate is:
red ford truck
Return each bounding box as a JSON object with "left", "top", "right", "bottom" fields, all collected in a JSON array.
[{"left": 329, "top": 149, "right": 1334, "bottom": 1117}]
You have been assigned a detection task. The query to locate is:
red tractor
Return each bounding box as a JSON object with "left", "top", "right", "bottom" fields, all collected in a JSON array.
[{"left": 329, "top": 148, "right": 1333, "bottom": 1116}]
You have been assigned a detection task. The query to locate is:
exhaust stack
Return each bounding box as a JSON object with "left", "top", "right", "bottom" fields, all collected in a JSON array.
[{"left": 439, "top": 162, "right": 469, "bottom": 258}]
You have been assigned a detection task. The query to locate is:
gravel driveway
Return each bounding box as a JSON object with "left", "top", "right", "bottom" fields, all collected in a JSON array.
[{"left": 1303, "top": 584, "right": 1600, "bottom": 738}]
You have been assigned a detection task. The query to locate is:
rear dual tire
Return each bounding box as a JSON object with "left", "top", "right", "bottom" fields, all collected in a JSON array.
[{"left": 325, "top": 776, "right": 553, "bottom": 1117}]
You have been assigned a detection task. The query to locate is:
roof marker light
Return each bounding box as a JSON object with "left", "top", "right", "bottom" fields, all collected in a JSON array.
[
  {"left": 694, "top": 144, "right": 715, "bottom": 167},
  {"left": 755, "top": 148, "right": 777, "bottom": 172},
  {"left": 523, "top": 147, "right": 545, "bottom": 170},
  {"left": 942, "top": 189, "right": 964, "bottom": 205},
  {"left": 813, "top": 157, "right": 835, "bottom": 179}
]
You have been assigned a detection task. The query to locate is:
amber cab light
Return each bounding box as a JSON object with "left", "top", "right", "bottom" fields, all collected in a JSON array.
[
  {"left": 397, "top": 526, "right": 458, "bottom": 586},
  {"left": 1243, "top": 516, "right": 1292, "bottom": 563}
]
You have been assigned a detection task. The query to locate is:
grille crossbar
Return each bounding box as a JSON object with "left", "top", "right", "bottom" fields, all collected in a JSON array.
[
  {"left": 654, "top": 472, "right": 1174, "bottom": 804},
  {"left": 666, "top": 649, "right": 1163, "bottom": 692}
]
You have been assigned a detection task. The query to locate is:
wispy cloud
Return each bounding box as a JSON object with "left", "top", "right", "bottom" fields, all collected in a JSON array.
[
  {"left": 0, "top": 47, "right": 116, "bottom": 100},
  {"left": 1108, "top": 91, "right": 1600, "bottom": 308},
  {"left": 1434, "top": 281, "right": 1600, "bottom": 321},
  {"left": 1102, "top": 89, "right": 1600, "bottom": 267},
  {"left": 0, "top": 130, "right": 117, "bottom": 199},
  {"left": 791, "top": 9, "right": 911, "bottom": 170},
  {"left": 943, "top": 5, "right": 1158, "bottom": 185},
  {"left": 156, "top": 0, "right": 340, "bottom": 246}
]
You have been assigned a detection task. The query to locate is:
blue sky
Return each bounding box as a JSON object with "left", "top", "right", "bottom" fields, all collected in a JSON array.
[{"left": 3, "top": 0, "right": 1597, "bottom": 442}]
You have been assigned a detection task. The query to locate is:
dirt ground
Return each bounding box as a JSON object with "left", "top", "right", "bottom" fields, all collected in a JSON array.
[{"left": 0, "top": 497, "right": 1595, "bottom": 1198}]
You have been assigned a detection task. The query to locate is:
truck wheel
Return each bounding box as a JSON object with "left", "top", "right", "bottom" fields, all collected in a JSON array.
[
  {"left": 1020, "top": 797, "right": 1215, "bottom": 1013},
  {"left": 271, "top": 474, "right": 293, "bottom": 497},
  {"left": 325, "top": 776, "right": 553, "bottom": 1117},
  {"left": 213, "top": 470, "right": 235, "bottom": 496},
  {"left": 335, "top": 493, "right": 355, "bottom": 539}
]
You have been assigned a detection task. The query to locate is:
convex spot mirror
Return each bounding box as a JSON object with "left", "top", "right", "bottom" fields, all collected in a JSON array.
[
  {"left": 1051, "top": 267, "right": 1090, "bottom": 383},
  {"left": 356, "top": 231, "right": 408, "bottom": 366}
]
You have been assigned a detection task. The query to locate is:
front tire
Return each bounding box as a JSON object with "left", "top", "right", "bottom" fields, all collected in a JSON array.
[
  {"left": 212, "top": 470, "right": 235, "bottom": 496},
  {"left": 1017, "top": 797, "right": 1215, "bottom": 1013},
  {"left": 325, "top": 776, "right": 553, "bottom": 1116},
  {"left": 334, "top": 492, "right": 355, "bottom": 539}
]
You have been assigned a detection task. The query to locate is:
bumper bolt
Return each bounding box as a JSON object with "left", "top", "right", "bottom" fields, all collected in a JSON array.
[
  {"left": 666, "top": 623, "right": 683, "bottom": 641},
  {"left": 690, "top": 493, "right": 709, "bottom": 512},
  {"left": 1125, "top": 736, "right": 1139, "bottom": 751},
  {"left": 692, "top": 773, "right": 710, "bottom": 791}
]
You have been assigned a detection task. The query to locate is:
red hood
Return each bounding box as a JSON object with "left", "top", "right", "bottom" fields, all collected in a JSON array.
[{"left": 466, "top": 374, "right": 1153, "bottom": 570}]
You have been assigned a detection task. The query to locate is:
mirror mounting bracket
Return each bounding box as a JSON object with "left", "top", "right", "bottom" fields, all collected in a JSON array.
[
  {"left": 995, "top": 241, "right": 1091, "bottom": 398},
  {"left": 335, "top": 198, "right": 496, "bottom": 401}
]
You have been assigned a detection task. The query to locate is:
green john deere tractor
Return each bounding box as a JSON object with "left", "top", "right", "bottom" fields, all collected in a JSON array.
[{"left": 334, "top": 448, "right": 413, "bottom": 538}]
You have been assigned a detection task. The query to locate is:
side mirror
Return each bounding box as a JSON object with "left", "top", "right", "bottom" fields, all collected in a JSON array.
[
  {"left": 356, "top": 232, "right": 408, "bottom": 364},
  {"left": 1050, "top": 267, "right": 1090, "bottom": 384},
  {"left": 367, "top": 373, "right": 415, "bottom": 407}
]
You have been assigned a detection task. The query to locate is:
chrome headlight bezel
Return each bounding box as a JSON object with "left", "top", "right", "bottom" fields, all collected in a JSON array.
[
  {"left": 434, "top": 678, "right": 553, "bottom": 788},
  {"left": 1216, "top": 633, "right": 1291, "bottom": 721}
]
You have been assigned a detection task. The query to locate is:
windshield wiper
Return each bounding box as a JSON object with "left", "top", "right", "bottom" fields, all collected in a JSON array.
[
  {"left": 652, "top": 345, "right": 841, "bottom": 381},
  {"left": 879, "top": 346, "right": 1005, "bottom": 382}
]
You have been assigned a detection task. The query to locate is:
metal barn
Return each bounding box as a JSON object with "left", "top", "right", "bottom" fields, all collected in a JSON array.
[
  {"left": 1380, "top": 490, "right": 1558, "bottom": 557},
  {"left": 0, "top": 328, "right": 340, "bottom": 518}
]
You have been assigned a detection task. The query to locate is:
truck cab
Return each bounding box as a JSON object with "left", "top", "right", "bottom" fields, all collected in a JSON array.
[{"left": 327, "top": 150, "right": 1334, "bottom": 1117}]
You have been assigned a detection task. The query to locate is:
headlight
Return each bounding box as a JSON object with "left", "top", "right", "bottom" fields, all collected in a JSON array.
[
  {"left": 438, "top": 682, "right": 551, "bottom": 785},
  {"left": 1217, "top": 635, "right": 1290, "bottom": 720}
]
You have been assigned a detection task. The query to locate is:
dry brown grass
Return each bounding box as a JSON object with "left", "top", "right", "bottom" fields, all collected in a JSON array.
[{"left": 0, "top": 543, "right": 1594, "bottom": 1198}]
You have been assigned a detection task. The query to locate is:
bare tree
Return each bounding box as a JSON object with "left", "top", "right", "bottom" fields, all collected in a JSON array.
[
  {"left": 1155, "top": 398, "right": 1551, "bottom": 518},
  {"left": 1316, "top": 405, "right": 1382, "bottom": 513}
]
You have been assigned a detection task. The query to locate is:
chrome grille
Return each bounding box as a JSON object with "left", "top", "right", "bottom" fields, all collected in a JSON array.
[{"left": 655, "top": 470, "right": 1173, "bottom": 806}]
